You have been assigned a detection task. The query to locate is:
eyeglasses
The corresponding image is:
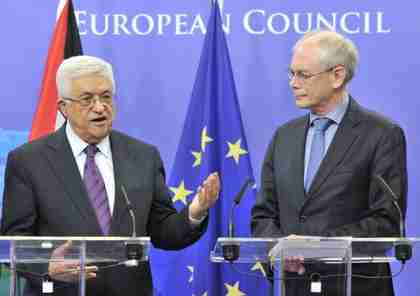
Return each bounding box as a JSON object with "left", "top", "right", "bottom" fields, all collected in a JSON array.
[
  {"left": 63, "top": 93, "right": 113, "bottom": 108},
  {"left": 287, "top": 66, "right": 336, "bottom": 83}
]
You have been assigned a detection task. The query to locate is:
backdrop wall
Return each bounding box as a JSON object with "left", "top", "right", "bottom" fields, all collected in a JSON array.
[{"left": 1, "top": 1, "right": 419, "bottom": 294}]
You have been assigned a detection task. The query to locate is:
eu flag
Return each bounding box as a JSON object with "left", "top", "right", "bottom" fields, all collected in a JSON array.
[{"left": 152, "top": 1, "right": 270, "bottom": 295}]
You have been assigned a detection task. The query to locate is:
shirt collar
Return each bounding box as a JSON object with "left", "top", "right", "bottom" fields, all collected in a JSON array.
[
  {"left": 309, "top": 93, "right": 349, "bottom": 126},
  {"left": 65, "top": 123, "right": 112, "bottom": 159}
]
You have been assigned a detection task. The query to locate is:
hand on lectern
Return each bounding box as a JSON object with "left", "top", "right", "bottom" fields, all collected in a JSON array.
[
  {"left": 283, "top": 235, "right": 305, "bottom": 275},
  {"left": 48, "top": 241, "right": 98, "bottom": 282},
  {"left": 283, "top": 256, "right": 305, "bottom": 275}
]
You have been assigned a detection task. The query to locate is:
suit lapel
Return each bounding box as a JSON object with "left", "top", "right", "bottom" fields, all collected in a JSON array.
[
  {"left": 306, "top": 97, "right": 363, "bottom": 199},
  {"left": 44, "top": 126, "right": 102, "bottom": 233},
  {"left": 289, "top": 116, "right": 310, "bottom": 209},
  {"left": 108, "top": 132, "right": 130, "bottom": 235}
]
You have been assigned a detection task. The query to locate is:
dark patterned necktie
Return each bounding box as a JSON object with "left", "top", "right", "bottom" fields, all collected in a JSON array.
[
  {"left": 305, "top": 118, "right": 333, "bottom": 192},
  {"left": 83, "top": 144, "right": 111, "bottom": 234}
]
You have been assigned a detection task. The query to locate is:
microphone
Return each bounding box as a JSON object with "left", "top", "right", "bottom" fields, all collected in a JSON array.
[
  {"left": 234, "top": 178, "right": 254, "bottom": 205},
  {"left": 121, "top": 185, "right": 143, "bottom": 266},
  {"left": 374, "top": 175, "right": 412, "bottom": 264},
  {"left": 223, "top": 178, "right": 254, "bottom": 262}
]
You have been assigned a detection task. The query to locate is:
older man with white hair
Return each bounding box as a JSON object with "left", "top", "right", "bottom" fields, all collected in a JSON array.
[
  {"left": 1, "top": 55, "right": 220, "bottom": 296},
  {"left": 251, "top": 30, "right": 407, "bottom": 296}
]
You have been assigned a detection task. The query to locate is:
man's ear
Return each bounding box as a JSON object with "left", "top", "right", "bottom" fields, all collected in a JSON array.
[
  {"left": 57, "top": 100, "right": 68, "bottom": 118},
  {"left": 331, "top": 65, "right": 346, "bottom": 89}
]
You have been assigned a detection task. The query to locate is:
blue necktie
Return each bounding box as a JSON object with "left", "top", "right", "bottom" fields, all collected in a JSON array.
[
  {"left": 305, "top": 118, "right": 333, "bottom": 192},
  {"left": 83, "top": 144, "right": 111, "bottom": 234}
]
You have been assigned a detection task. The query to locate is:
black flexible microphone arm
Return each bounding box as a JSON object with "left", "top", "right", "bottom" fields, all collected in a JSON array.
[
  {"left": 374, "top": 175, "right": 405, "bottom": 237},
  {"left": 121, "top": 185, "right": 137, "bottom": 238},
  {"left": 121, "top": 185, "right": 143, "bottom": 263},
  {"left": 223, "top": 178, "right": 254, "bottom": 262},
  {"left": 374, "top": 174, "right": 412, "bottom": 264},
  {"left": 228, "top": 178, "right": 254, "bottom": 238}
]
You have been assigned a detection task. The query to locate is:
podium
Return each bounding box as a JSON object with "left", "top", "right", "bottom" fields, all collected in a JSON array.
[
  {"left": 0, "top": 236, "right": 150, "bottom": 296},
  {"left": 211, "top": 237, "right": 417, "bottom": 296}
]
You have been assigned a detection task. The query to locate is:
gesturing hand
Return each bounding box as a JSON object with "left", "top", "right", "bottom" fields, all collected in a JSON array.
[{"left": 189, "top": 172, "right": 220, "bottom": 220}]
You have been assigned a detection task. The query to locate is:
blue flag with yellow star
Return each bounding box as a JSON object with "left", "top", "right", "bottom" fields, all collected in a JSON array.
[{"left": 151, "top": 1, "right": 271, "bottom": 295}]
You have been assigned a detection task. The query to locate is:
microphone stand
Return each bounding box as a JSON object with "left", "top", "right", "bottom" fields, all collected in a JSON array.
[
  {"left": 222, "top": 178, "right": 254, "bottom": 262},
  {"left": 375, "top": 175, "right": 412, "bottom": 264},
  {"left": 121, "top": 185, "right": 143, "bottom": 266}
]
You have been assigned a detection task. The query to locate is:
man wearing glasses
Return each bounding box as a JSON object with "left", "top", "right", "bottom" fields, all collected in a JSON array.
[
  {"left": 1, "top": 55, "right": 220, "bottom": 296},
  {"left": 251, "top": 30, "right": 407, "bottom": 295}
]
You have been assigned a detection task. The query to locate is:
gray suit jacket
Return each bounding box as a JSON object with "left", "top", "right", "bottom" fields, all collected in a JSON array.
[
  {"left": 1, "top": 125, "right": 207, "bottom": 296},
  {"left": 251, "top": 98, "right": 407, "bottom": 295}
]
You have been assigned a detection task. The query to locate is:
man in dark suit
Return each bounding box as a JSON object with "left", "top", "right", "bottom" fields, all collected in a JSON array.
[
  {"left": 251, "top": 30, "right": 407, "bottom": 295},
  {"left": 1, "top": 55, "right": 220, "bottom": 295}
]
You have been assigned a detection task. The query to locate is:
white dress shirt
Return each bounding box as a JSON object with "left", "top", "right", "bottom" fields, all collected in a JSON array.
[{"left": 65, "top": 123, "right": 116, "bottom": 214}]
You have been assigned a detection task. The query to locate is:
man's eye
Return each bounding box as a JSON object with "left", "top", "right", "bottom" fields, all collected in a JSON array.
[{"left": 80, "top": 97, "right": 92, "bottom": 103}]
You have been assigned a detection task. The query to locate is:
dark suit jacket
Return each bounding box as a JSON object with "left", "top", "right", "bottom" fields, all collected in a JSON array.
[
  {"left": 251, "top": 98, "right": 407, "bottom": 296},
  {"left": 1, "top": 125, "right": 207, "bottom": 296}
]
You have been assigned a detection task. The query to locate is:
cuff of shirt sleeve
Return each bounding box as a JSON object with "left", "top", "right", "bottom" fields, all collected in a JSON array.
[{"left": 188, "top": 210, "right": 207, "bottom": 226}]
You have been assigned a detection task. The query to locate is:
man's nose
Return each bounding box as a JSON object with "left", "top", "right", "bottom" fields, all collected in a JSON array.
[
  {"left": 289, "top": 76, "right": 300, "bottom": 89},
  {"left": 91, "top": 98, "right": 106, "bottom": 111}
]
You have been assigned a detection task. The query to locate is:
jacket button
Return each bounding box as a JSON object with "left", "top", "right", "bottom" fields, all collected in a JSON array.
[{"left": 299, "top": 215, "right": 307, "bottom": 223}]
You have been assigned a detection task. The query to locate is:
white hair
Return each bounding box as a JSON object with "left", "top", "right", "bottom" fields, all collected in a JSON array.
[
  {"left": 294, "top": 30, "right": 359, "bottom": 85},
  {"left": 56, "top": 55, "right": 116, "bottom": 98}
]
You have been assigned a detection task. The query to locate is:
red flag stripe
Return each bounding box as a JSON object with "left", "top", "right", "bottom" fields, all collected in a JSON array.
[{"left": 29, "top": 1, "right": 70, "bottom": 141}]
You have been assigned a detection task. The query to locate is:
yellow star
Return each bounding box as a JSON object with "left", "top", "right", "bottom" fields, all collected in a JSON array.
[
  {"left": 191, "top": 150, "right": 202, "bottom": 167},
  {"left": 251, "top": 261, "right": 267, "bottom": 277},
  {"left": 201, "top": 126, "right": 213, "bottom": 152},
  {"left": 226, "top": 139, "right": 248, "bottom": 164},
  {"left": 170, "top": 181, "right": 193, "bottom": 205},
  {"left": 225, "top": 281, "right": 246, "bottom": 296}
]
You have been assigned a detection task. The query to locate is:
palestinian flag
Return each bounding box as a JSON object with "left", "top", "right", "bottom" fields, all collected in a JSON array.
[{"left": 29, "top": 0, "right": 82, "bottom": 141}]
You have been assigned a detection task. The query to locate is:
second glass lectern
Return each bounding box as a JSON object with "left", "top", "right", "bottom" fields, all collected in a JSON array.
[
  {"left": 0, "top": 236, "right": 150, "bottom": 296},
  {"left": 211, "top": 237, "right": 416, "bottom": 296}
]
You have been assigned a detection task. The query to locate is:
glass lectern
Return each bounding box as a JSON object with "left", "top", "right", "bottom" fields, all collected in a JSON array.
[
  {"left": 211, "top": 237, "right": 416, "bottom": 296},
  {"left": 0, "top": 236, "right": 150, "bottom": 296}
]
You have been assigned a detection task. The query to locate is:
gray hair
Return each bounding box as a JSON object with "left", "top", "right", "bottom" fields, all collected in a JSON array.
[
  {"left": 56, "top": 55, "right": 116, "bottom": 98},
  {"left": 294, "top": 30, "right": 359, "bottom": 85}
]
